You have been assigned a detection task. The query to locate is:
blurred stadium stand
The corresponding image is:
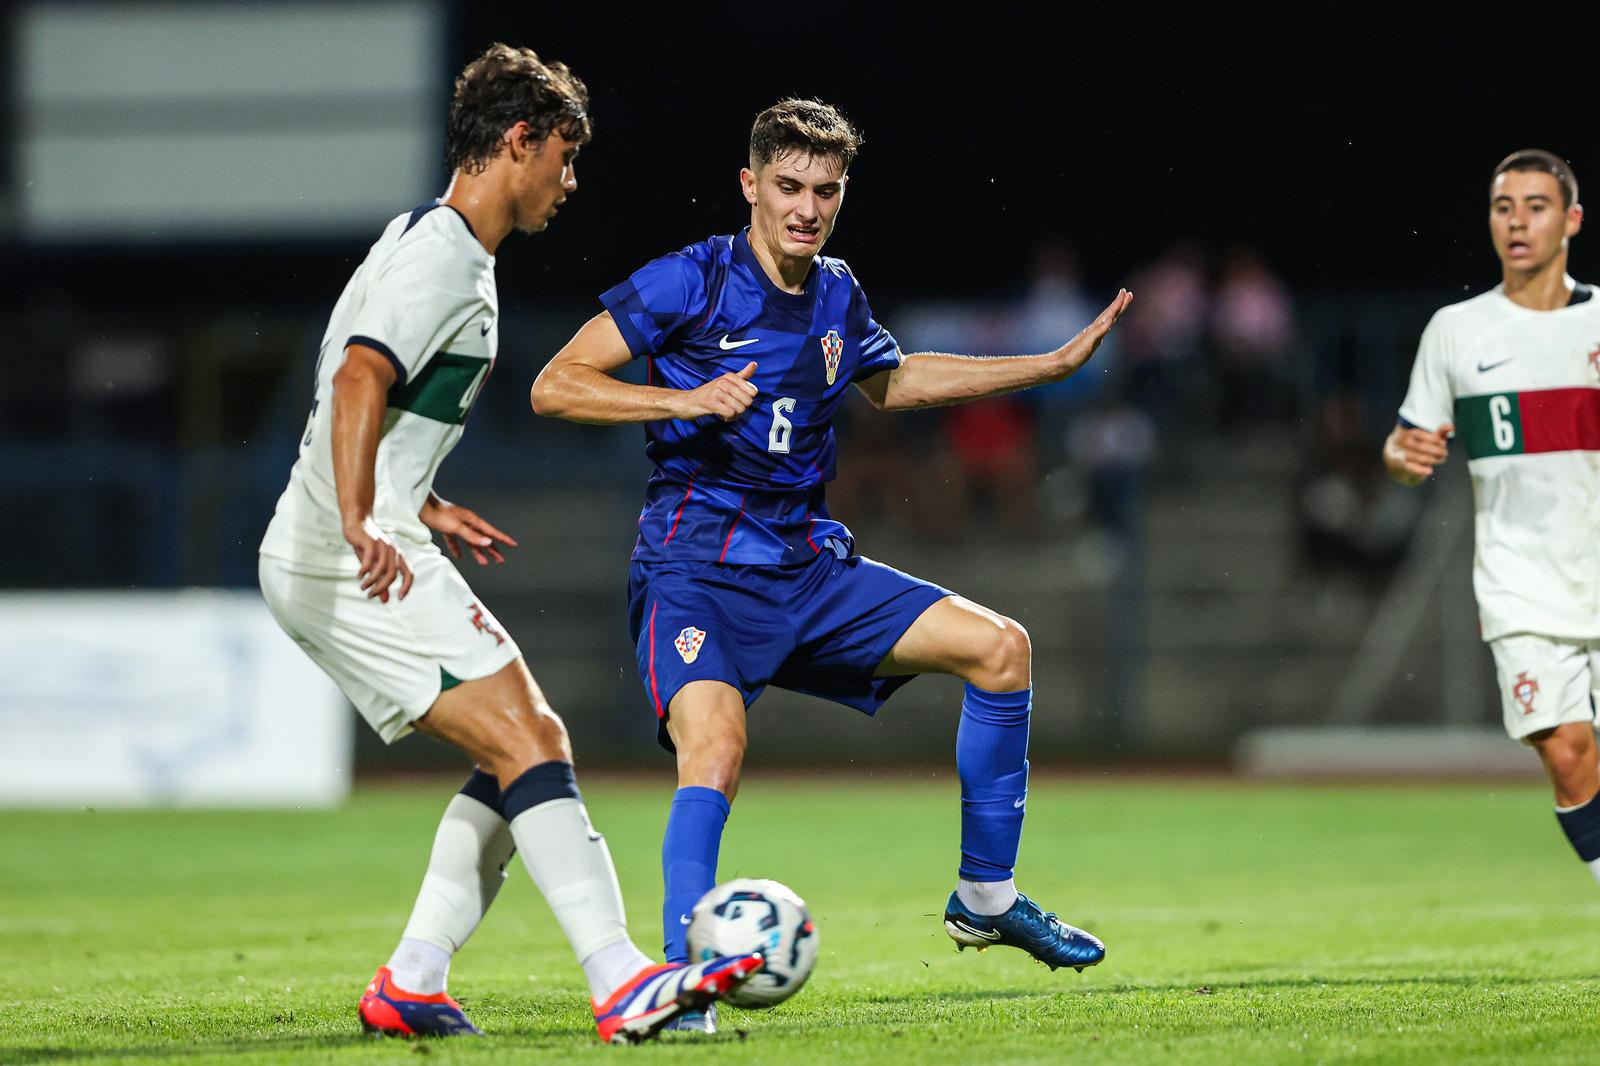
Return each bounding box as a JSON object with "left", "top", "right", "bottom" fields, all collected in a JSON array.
[{"left": 0, "top": 282, "right": 1501, "bottom": 771}]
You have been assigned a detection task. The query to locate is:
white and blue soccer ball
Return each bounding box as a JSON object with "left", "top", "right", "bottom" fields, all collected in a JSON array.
[{"left": 686, "top": 878, "right": 818, "bottom": 1008}]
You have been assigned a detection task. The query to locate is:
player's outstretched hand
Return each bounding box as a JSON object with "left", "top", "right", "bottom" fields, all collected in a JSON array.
[
  {"left": 1383, "top": 422, "right": 1453, "bottom": 486},
  {"left": 1055, "top": 289, "right": 1134, "bottom": 377},
  {"left": 675, "top": 361, "right": 759, "bottom": 422},
  {"left": 420, "top": 495, "right": 518, "bottom": 565},
  {"left": 346, "top": 516, "right": 413, "bottom": 603}
]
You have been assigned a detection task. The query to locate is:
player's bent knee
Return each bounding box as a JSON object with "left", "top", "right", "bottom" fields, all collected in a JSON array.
[
  {"left": 1530, "top": 727, "right": 1600, "bottom": 795},
  {"left": 977, "top": 618, "right": 1031, "bottom": 691}
]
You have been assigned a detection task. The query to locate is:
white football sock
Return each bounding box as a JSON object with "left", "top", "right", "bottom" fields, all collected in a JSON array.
[
  {"left": 957, "top": 877, "right": 1019, "bottom": 916},
  {"left": 1587, "top": 857, "right": 1600, "bottom": 885},
  {"left": 385, "top": 936, "right": 453, "bottom": 995},
  {"left": 582, "top": 938, "right": 657, "bottom": 1004},
  {"left": 509, "top": 798, "right": 652, "bottom": 1001},
  {"left": 389, "top": 793, "right": 516, "bottom": 993}
]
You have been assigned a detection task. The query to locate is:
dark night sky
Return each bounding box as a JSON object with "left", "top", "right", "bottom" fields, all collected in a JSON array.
[
  {"left": 457, "top": 3, "right": 1594, "bottom": 304},
  {"left": 7, "top": 3, "right": 1593, "bottom": 312}
]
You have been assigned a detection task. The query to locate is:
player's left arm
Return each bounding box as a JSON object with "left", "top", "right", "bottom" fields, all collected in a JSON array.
[
  {"left": 419, "top": 492, "right": 518, "bottom": 565},
  {"left": 857, "top": 289, "right": 1132, "bottom": 411}
]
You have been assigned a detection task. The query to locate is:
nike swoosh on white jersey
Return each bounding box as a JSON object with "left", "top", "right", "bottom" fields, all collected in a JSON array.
[
  {"left": 1477, "top": 356, "right": 1514, "bottom": 372},
  {"left": 719, "top": 335, "right": 760, "bottom": 350}
]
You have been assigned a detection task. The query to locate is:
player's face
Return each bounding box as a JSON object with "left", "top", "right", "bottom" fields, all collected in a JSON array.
[
  {"left": 1488, "top": 169, "right": 1582, "bottom": 275},
  {"left": 741, "top": 151, "right": 847, "bottom": 261},
  {"left": 512, "top": 131, "right": 580, "bottom": 234}
]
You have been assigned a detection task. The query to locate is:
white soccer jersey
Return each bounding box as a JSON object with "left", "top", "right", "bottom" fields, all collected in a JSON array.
[
  {"left": 1398, "top": 280, "right": 1600, "bottom": 641},
  {"left": 260, "top": 203, "right": 498, "bottom": 571}
]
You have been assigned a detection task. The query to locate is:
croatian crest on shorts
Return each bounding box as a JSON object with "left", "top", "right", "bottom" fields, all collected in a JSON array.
[
  {"left": 1512, "top": 671, "right": 1540, "bottom": 715},
  {"left": 675, "top": 626, "right": 706, "bottom": 664},
  {"left": 820, "top": 330, "right": 843, "bottom": 385},
  {"left": 467, "top": 601, "right": 506, "bottom": 646}
]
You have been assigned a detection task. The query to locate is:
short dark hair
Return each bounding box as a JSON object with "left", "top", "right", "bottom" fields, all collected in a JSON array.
[
  {"left": 446, "top": 43, "right": 591, "bottom": 176},
  {"left": 749, "top": 99, "right": 863, "bottom": 172},
  {"left": 1491, "top": 149, "right": 1579, "bottom": 208}
]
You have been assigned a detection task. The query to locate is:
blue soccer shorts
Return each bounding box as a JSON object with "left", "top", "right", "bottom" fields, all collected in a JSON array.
[{"left": 627, "top": 544, "right": 952, "bottom": 750}]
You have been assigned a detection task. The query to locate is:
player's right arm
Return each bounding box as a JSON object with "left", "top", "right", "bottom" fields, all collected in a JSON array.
[
  {"left": 1382, "top": 422, "right": 1454, "bottom": 486},
  {"left": 331, "top": 343, "right": 413, "bottom": 601},
  {"left": 1383, "top": 311, "right": 1456, "bottom": 487},
  {"left": 530, "top": 311, "right": 758, "bottom": 424}
]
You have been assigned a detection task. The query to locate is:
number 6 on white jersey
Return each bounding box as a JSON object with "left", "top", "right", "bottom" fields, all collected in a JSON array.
[
  {"left": 1489, "top": 394, "right": 1514, "bottom": 451},
  {"left": 768, "top": 397, "right": 797, "bottom": 454}
]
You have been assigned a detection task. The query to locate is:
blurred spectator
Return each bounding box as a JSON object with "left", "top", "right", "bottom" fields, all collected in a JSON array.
[
  {"left": 1211, "top": 248, "right": 1295, "bottom": 429},
  {"left": 1016, "top": 242, "right": 1114, "bottom": 417},
  {"left": 1067, "top": 403, "right": 1157, "bottom": 542},
  {"left": 1119, "top": 243, "right": 1209, "bottom": 426},
  {"left": 941, "top": 396, "right": 1040, "bottom": 537},
  {"left": 1297, "top": 389, "right": 1418, "bottom": 577},
  {"left": 827, "top": 398, "right": 957, "bottom": 541}
]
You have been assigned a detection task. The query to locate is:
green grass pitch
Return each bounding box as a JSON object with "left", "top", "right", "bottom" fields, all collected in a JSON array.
[{"left": 2, "top": 774, "right": 1597, "bottom": 1064}]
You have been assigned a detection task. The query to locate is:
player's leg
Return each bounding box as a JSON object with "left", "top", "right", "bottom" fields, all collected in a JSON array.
[
  {"left": 1494, "top": 635, "right": 1600, "bottom": 885},
  {"left": 415, "top": 658, "right": 761, "bottom": 1042},
  {"left": 875, "top": 595, "right": 1105, "bottom": 970},
  {"left": 413, "top": 659, "right": 653, "bottom": 999},
  {"left": 383, "top": 769, "right": 515, "bottom": 997},
  {"left": 661, "top": 679, "right": 748, "bottom": 962},
  {"left": 261, "top": 557, "right": 758, "bottom": 1041},
  {"left": 628, "top": 562, "right": 793, "bottom": 1035},
  {"left": 648, "top": 681, "right": 748, "bottom": 1035},
  {"left": 879, "top": 595, "right": 1033, "bottom": 907},
  {"left": 1532, "top": 723, "right": 1600, "bottom": 881}
]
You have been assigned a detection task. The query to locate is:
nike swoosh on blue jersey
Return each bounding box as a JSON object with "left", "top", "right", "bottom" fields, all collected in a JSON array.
[
  {"left": 719, "top": 335, "right": 760, "bottom": 350},
  {"left": 1476, "top": 356, "right": 1514, "bottom": 372}
]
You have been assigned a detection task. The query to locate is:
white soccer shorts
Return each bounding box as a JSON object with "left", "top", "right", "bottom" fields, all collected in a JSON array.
[
  {"left": 259, "top": 549, "right": 521, "bottom": 743},
  {"left": 1489, "top": 633, "right": 1600, "bottom": 743}
]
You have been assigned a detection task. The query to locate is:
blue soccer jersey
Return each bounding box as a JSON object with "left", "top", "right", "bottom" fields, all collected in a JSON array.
[{"left": 599, "top": 228, "right": 903, "bottom": 565}]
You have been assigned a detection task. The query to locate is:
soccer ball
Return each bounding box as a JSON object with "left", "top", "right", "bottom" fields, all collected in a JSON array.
[{"left": 686, "top": 878, "right": 818, "bottom": 1008}]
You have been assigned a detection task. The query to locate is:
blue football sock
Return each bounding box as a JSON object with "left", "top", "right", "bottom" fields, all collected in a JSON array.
[
  {"left": 957, "top": 684, "right": 1031, "bottom": 883},
  {"left": 661, "top": 786, "right": 731, "bottom": 963}
]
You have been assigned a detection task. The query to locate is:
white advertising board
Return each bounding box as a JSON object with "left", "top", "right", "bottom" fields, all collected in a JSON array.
[
  {"left": 14, "top": 1, "right": 444, "bottom": 242},
  {"left": 0, "top": 590, "right": 352, "bottom": 807}
]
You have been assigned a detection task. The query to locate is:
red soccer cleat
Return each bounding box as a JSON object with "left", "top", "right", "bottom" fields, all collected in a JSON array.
[
  {"left": 357, "top": 966, "right": 483, "bottom": 1037},
  {"left": 592, "top": 954, "right": 763, "bottom": 1044}
]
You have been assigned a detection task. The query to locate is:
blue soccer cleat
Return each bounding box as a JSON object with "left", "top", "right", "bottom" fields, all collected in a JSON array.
[
  {"left": 943, "top": 891, "right": 1106, "bottom": 972},
  {"left": 593, "top": 954, "right": 760, "bottom": 1044},
  {"left": 358, "top": 966, "right": 483, "bottom": 1037},
  {"left": 660, "top": 1003, "right": 717, "bottom": 1034}
]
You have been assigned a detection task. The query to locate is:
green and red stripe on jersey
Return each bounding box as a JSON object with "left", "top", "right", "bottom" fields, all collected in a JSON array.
[{"left": 1454, "top": 387, "right": 1600, "bottom": 459}]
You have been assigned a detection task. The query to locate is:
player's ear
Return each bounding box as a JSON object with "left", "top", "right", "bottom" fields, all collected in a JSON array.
[
  {"left": 740, "top": 167, "right": 758, "bottom": 207},
  {"left": 1568, "top": 201, "right": 1583, "bottom": 238},
  {"left": 505, "top": 121, "right": 537, "bottom": 162}
]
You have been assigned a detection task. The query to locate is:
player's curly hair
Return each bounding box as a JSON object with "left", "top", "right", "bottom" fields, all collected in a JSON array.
[
  {"left": 446, "top": 43, "right": 592, "bottom": 176},
  {"left": 1491, "top": 149, "right": 1579, "bottom": 208},
  {"left": 749, "top": 99, "right": 863, "bottom": 171}
]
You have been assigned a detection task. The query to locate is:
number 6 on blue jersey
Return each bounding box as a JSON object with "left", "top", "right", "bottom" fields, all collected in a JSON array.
[{"left": 768, "top": 397, "right": 797, "bottom": 454}]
